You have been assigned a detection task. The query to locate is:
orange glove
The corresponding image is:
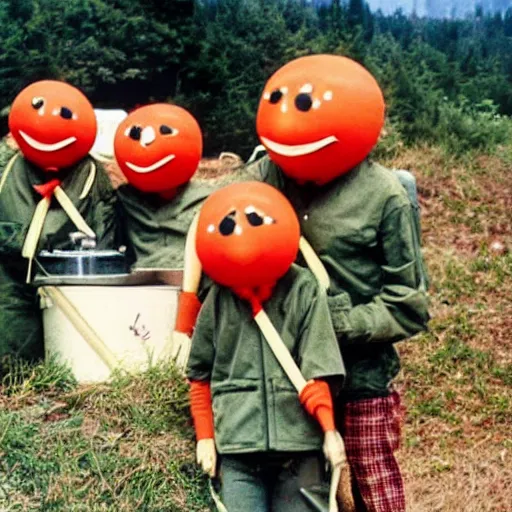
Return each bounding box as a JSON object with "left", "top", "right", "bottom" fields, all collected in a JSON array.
[
  {"left": 299, "top": 379, "right": 336, "bottom": 432},
  {"left": 189, "top": 380, "right": 215, "bottom": 440},
  {"left": 175, "top": 291, "right": 202, "bottom": 337}
]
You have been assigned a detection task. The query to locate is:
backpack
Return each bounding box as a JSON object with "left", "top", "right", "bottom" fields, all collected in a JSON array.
[{"left": 393, "top": 169, "right": 430, "bottom": 291}]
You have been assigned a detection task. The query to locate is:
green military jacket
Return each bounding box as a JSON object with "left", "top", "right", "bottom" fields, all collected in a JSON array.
[
  {"left": 187, "top": 265, "right": 345, "bottom": 455},
  {"left": 0, "top": 147, "right": 117, "bottom": 360},
  {"left": 251, "top": 156, "right": 430, "bottom": 401},
  {"left": 117, "top": 181, "right": 216, "bottom": 270},
  {"left": 0, "top": 151, "right": 117, "bottom": 257}
]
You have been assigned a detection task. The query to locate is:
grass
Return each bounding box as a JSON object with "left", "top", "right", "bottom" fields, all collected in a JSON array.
[
  {"left": 1, "top": 141, "right": 511, "bottom": 511},
  {"left": 0, "top": 361, "right": 211, "bottom": 511}
]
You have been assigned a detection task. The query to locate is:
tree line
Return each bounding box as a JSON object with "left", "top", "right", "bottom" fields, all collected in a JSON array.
[{"left": 1, "top": 0, "right": 511, "bottom": 157}]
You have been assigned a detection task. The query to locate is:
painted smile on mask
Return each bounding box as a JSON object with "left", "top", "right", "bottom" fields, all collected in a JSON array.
[
  {"left": 259, "top": 135, "right": 338, "bottom": 157},
  {"left": 125, "top": 154, "right": 176, "bottom": 174},
  {"left": 18, "top": 130, "right": 77, "bottom": 152}
]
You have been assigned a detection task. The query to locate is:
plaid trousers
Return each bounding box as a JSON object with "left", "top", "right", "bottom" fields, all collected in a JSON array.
[{"left": 337, "top": 391, "right": 406, "bottom": 512}]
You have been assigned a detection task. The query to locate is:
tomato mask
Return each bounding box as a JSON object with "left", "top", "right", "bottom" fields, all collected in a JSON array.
[
  {"left": 196, "top": 181, "right": 300, "bottom": 290},
  {"left": 256, "top": 55, "right": 385, "bottom": 185},
  {"left": 114, "top": 104, "right": 202, "bottom": 198},
  {"left": 8, "top": 80, "right": 97, "bottom": 171}
]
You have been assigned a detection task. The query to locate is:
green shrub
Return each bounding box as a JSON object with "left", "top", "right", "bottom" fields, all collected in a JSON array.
[{"left": 435, "top": 98, "right": 512, "bottom": 154}]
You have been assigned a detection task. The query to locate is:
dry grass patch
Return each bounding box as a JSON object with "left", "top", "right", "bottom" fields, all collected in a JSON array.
[
  {"left": 401, "top": 444, "right": 511, "bottom": 512},
  {"left": 391, "top": 144, "right": 512, "bottom": 511}
]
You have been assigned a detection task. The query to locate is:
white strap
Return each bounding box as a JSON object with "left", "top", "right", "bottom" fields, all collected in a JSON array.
[
  {"left": 79, "top": 161, "right": 96, "bottom": 199},
  {"left": 330, "top": 466, "right": 341, "bottom": 512},
  {"left": 209, "top": 479, "right": 228, "bottom": 512},
  {"left": 54, "top": 185, "right": 96, "bottom": 238},
  {"left": 182, "top": 213, "right": 202, "bottom": 293},
  {"left": 40, "top": 286, "right": 118, "bottom": 370},
  {"left": 254, "top": 309, "right": 307, "bottom": 394},
  {"left": 299, "top": 236, "right": 330, "bottom": 291}
]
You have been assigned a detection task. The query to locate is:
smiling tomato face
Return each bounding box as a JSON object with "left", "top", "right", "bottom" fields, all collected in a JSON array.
[
  {"left": 256, "top": 55, "right": 385, "bottom": 185},
  {"left": 8, "top": 80, "right": 97, "bottom": 171},
  {"left": 196, "top": 181, "right": 300, "bottom": 290},
  {"left": 113, "top": 104, "right": 202, "bottom": 195}
]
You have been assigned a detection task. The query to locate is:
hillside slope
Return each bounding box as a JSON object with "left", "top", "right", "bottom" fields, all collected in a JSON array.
[{"left": 0, "top": 143, "right": 510, "bottom": 511}]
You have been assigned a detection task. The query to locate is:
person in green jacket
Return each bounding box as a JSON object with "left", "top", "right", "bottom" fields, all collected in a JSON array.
[
  {"left": 251, "top": 54, "right": 430, "bottom": 511},
  {"left": 187, "top": 182, "right": 346, "bottom": 512},
  {"left": 0, "top": 80, "right": 118, "bottom": 362},
  {"left": 113, "top": 103, "right": 214, "bottom": 271}
]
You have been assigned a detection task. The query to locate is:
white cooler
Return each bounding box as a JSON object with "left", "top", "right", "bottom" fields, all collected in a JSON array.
[{"left": 37, "top": 269, "right": 182, "bottom": 383}]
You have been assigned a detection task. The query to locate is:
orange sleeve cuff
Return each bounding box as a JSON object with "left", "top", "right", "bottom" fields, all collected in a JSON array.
[
  {"left": 175, "top": 291, "right": 202, "bottom": 337},
  {"left": 189, "top": 380, "right": 215, "bottom": 440},
  {"left": 299, "top": 379, "right": 336, "bottom": 432}
]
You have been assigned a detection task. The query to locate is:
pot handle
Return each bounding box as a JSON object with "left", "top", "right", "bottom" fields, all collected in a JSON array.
[{"left": 69, "top": 231, "right": 97, "bottom": 250}]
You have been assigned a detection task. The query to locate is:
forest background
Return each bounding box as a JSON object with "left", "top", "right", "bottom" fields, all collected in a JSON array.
[
  {"left": 1, "top": 0, "right": 512, "bottom": 158},
  {"left": 0, "top": 1, "right": 511, "bottom": 511}
]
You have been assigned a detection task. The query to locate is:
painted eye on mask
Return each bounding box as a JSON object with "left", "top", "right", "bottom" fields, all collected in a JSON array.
[
  {"left": 219, "top": 211, "right": 237, "bottom": 236},
  {"left": 159, "top": 124, "right": 179, "bottom": 137},
  {"left": 246, "top": 211, "right": 264, "bottom": 226},
  {"left": 60, "top": 107, "right": 73, "bottom": 120},
  {"left": 244, "top": 206, "right": 275, "bottom": 227},
  {"left": 295, "top": 93, "right": 312, "bottom": 112},
  {"left": 269, "top": 89, "right": 283, "bottom": 104},
  {"left": 127, "top": 126, "right": 142, "bottom": 141},
  {"left": 32, "top": 97, "right": 44, "bottom": 109},
  {"left": 159, "top": 124, "right": 174, "bottom": 135}
]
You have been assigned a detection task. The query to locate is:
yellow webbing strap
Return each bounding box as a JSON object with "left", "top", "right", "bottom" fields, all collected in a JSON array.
[
  {"left": 21, "top": 197, "right": 51, "bottom": 283},
  {"left": 21, "top": 184, "right": 95, "bottom": 283}
]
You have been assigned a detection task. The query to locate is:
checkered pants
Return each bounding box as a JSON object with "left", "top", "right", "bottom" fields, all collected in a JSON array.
[{"left": 337, "top": 391, "right": 406, "bottom": 512}]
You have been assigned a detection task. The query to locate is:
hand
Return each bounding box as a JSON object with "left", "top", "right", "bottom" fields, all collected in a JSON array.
[
  {"left": 197, "top": 438, "right": 217, "bottom": 477},
  {"left": 323, "top": 430, "right": 347, "bottom": 469},
  {"left": 170, "top": 331, "right": 192, "bottom": 370}
]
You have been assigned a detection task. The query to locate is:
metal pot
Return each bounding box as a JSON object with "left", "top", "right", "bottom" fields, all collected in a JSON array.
[{"left": 35, "top": 249, "right": 130, "bottom": 277}]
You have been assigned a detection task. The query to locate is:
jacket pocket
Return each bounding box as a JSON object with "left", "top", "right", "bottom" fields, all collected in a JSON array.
[
  {"left": 212, "top": 379, "right": 264, "bottom": 451},
  {"left": 0, "top": 222, "right": 26, "bottom": 256},
  {"left": 271, "top": 379, "right": 322, "bottom": 449}
]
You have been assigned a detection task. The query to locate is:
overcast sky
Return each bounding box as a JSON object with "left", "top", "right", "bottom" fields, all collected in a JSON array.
[{"left": 364, "top": 0, "right": 512, "bottom": 17}]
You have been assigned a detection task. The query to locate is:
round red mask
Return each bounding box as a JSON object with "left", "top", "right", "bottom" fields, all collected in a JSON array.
[
  {"left": 196, "top": 181, "right": 300, "bottom": 290},
  {"left": 256, "top": 55, "right": 385, "bottom": 185},
  {"left": 114, "top": 104, "right": 202, "bottom": 196},
  {"left": 8, "top": 80, "right": 97, "bottom": 171}
]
